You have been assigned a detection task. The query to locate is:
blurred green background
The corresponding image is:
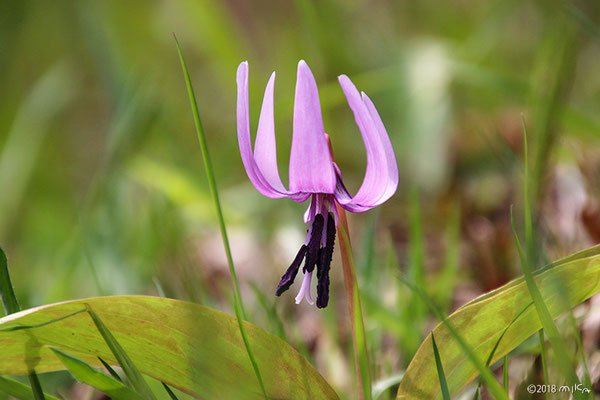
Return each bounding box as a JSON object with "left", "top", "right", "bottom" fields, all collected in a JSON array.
[{"left": 1, "top": 0, "right": 600, "bottom": 398}]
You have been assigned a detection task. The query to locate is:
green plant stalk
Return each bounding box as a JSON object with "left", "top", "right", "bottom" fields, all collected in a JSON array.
[
  {"left": 431, "top": 333, "right": 450, "bottom": 400},
  {"left": 400, "top": 278, "right": 509, "bottom": 400},
  {"left": 173, "top": 35, "right": 267, "bottom": 399},
  {"left": 336, "top": 206, "right": 372, "bottom": 400}
]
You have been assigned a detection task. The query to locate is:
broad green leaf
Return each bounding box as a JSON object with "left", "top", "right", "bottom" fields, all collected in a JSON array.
[
  {"left": 0, "top": 296, "right": 338, "bottom": 400},
  {"left": 51, "top": 348, "right": 144, "bottom": 400},
  {"left": 0, "top": 376, "right": 60, "bottom": 400},
  {"left": 397, "top": 245, "right": 600, "bottom": 399}
]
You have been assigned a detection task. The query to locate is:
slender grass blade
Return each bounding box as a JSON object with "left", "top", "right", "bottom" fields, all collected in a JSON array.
[
  {"left": 173, "top": 34, "right": 267, "bottom": 399},
  {"left": 86, "top": 306, "right": 157, "bottom": 399},
  {"left": 432, "top": 333, "right": 450, "bottom": 400},
  {"left": 98, "top": 357, "right": 122, "bottom": 382},
  {"left": 0, "top": 247, "right": 19, "bottom": 315},
  {"left": 162, "top": 382, "right": 180, "bottom": 400}
]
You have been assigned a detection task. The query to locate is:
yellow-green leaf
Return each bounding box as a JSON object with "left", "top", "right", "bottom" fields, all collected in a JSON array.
[
  {"left": 397, "top": 245, "right": 600, "bottom": 399},
  {"left": 0, "top": 296, "right": 339, "bottom": 400}
]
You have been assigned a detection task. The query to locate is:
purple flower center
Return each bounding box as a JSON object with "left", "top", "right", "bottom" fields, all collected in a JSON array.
[{"left": 275, "top": 194, "right": 337, "bottom": 308}]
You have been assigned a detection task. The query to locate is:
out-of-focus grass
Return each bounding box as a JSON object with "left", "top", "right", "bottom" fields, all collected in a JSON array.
[{"left": 1, "top": 0, "right": 600, "bottom": 398}]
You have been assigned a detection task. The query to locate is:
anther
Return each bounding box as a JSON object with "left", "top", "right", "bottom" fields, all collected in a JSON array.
[
  {"left": 304, "top": 214, "right": 324, "bottom": 273},
  {"left": 276, "top": 245, "right": 308, "bottom": 296},
  {"left": 316, "top": 213, "right": 336, "bottom": 308}
]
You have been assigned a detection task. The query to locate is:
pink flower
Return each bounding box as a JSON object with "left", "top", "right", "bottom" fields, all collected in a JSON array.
[{"left": 237, "top": 60, "right": 397, "bottom": 308}]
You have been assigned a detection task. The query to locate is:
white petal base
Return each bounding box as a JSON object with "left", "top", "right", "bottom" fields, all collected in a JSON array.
[{"left": 295, "top": 271, "right": 314, "bottom": 305}]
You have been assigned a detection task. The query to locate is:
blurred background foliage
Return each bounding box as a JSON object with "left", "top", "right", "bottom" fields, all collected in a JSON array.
[{"left": 1, "top": 0, "right": 600, "bottom": 398}]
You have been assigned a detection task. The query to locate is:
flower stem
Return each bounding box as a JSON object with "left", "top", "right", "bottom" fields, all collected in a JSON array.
[
  {"left": 326, "top": 135, "right": 372, "bottom": 399},
  {"left": 335, "top": 204, "right": 372, "bottom": 400}
]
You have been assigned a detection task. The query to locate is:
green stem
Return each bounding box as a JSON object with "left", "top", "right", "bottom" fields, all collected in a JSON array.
[{"left": 174, "top": 35, "right": 267, "bottom": 399}]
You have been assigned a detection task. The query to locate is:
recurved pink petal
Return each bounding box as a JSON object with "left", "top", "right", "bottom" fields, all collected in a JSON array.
[
  {"left": 335, "top": 75, "right": 398, "bottom": 211},
  {"left": 289, "top": 61, "right": 336, "bottom": 195},
  {"left": 254, "top": 72, "right": 287, "bottom": 193},
  {"left": 236, "top": 61, "right": 288, "bottom": 198}
]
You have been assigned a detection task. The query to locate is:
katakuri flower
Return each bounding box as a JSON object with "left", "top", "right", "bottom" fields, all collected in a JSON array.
[{"left": 237, "top": 60, "right": 398, "bottom": 308}]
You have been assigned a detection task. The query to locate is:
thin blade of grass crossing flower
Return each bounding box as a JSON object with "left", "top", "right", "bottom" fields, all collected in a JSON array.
[
  {"left": 85, "top": 306, "right": 157, "bottom": 400},
  {"left": 398, "top": 278, "right": 509, "bottom": 400},
  {"left": 0, "top": 247, "right": 19, "bottom": 315},
  {"left": 336, "top": 206, "right": 372, "bottom": 400},
  {"left": 510, "top": 209, "right": 583, "bottom": 397},
  {"left": 162, "top": 382, "right": 180, "bottom": 400},
  {"left": 173, "top": 34, "right": 267, "bottom": 399},
  {"left": 51, "top": 348, "right": 145, "bottom": 400},
  {"left": 431, "top": 333, "right": 450, "bottom": 400},
  {"left": 0, "top": 376, "right": 60, "bottom": 400}
]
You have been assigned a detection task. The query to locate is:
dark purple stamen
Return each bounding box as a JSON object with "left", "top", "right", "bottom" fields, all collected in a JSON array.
[
  {"left": 304, "top": 213, "right": 324, "bottom": 273},
  {"left": 316, "top": 213, "right": 336, "bottom": 308},
  {"left": 276, "top": 244, "right": 307, "bottom": 296}
]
